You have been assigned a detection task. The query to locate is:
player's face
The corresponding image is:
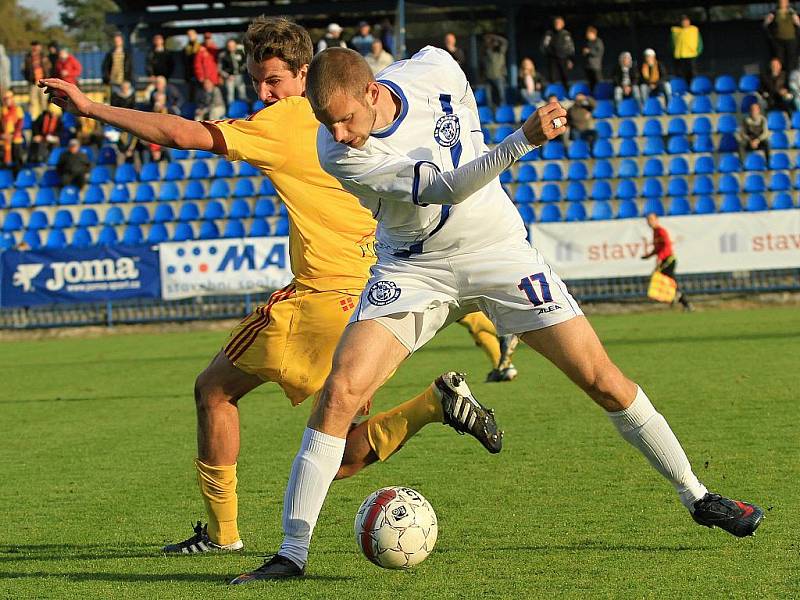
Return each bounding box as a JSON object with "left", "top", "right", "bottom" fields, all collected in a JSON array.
[
  {"left": 315, "top": 89, "right": 377, "bottom": 149},
  {"left": 248, "top": 56, "right": 307, "bottom": 105}
]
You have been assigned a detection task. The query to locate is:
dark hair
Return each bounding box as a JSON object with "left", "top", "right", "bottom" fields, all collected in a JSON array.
[{"left": 244, "top": 16, "right": 313, "bottom": 75}]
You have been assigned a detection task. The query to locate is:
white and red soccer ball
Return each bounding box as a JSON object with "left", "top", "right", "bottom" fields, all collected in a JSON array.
[{"left": 354, "top": 486, "right": 438, "bottom": 569}]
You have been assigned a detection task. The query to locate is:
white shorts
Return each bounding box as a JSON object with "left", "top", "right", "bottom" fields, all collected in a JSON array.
[{"left": 351, "top": 239, "right": 583, "bottom": 353}]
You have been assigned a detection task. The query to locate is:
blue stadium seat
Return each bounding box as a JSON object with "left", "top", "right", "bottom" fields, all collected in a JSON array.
[
  {"left": 114, "top": 163, "right": 137, "bottom": 184},
  {"left": 743, "top": 174, "right": 765, "bottom": 193},
  {"left": 738, "top": 74, "right": 760, "bottom": 93},
  {"left": 2, "top": 211, "right": 22, "bottom": 232},
  {"left": 769, "top": 172, "right": 791, "bottom": 191},
  {"left": 770, "top": 152, "right": 791, "bottom": 170},
  {"left": 717, "top": 114, "right": 738, "bottom": 134},
  {"left": 183, "top": 180, "right": 206, "bottom": 201},
  {"left": 199, "top": 221, "right": 220, "bottom": 240},
  {"left": 0, "top": 232, "right": 15, "bottom": 249},
  {"left": 89, "top": 166, "right": 110, "bottom": 184},
  {"left": 516, "top": 164, "right": 537, "bottom": 183},
  {"left": 58, "top": 186, "right": 80, "bottom": 206},
  {"left": 741, "top": 94, "right": 759, "bottom": 113},
  {"left": 494, "top": 105, "right": 516, "bottom": 124},
  {"left": 595, "top": 121, "right": 613, "bottom": 139},
  {"left": 250, "top": 218, "right": 271, "bottom": 237},
  {"left": 668, "top": 196, "right": 691, "bottom": 216},
  {"left": 692, "top": 175, "right": 714, "bottom": 195},
  {"left": 719, "top": 154, "right": 742, "bottom": 173},
  {"left": 745, "top": 193, "right": 768, "bottom": 211},
  {"left": 667, "top": 96, "right": 688, "bottom": 115},
  {"left": 690, "top": 76, "right": 712, "bottom": 95},
  {"left": 233, "top": 178, "right": 256, "bottom": 197},
  {"left": 153, "top": 203, "right": 175, "bottom": 223},
  {"left": 45, "top": 229, "right": 67, "bottom": 249},
  {"left": 173, "top": 222, "right": 195, "bottom": 241},
  {"left": 616, "top": 199, "right": 638, "bottom": 219},
  {"left": 140, "top": 162, "right": 161, "bottom": 182},
  {"left": 592, "top": 139, "right": 613, "bottom": 158},
  {"left": 13, "top": 169, "right": 36, "bottom": 189},
  {"left": 642, "top": 197, "right": 665, "bottom": 216},
  {"left": 46, "top": 147, "right": 65, "bottom": 167},
  {"left": 72, "top": 227, "right": 93, "bottom": 248},
  {"left": 122, "top": 224, "right": 143, "bottom": 245},
  {"left": 593, "top": 100, "right": 614, "bottom": 119},
  {"left": 565, "top": 181, "right": 586, "bottom": 202},
  {"left": 473, "top": 87, "right": 487, "bottom": 106},
  {"left": 214, "top": 160, "right": 235, "bottom": 179},
  {"left": 743, "top": 153, "right": 766, "bottom": 172},
  {"left": 0, "top": 170, "right": 13, "bottom": 190},
  {"left": 128, "top": 205, "right": 150, "bottom": 225},
  {"left": 616, "top": 98, "right": 640, "bottom": 117},
  {"left": 28, "top": 210, "right": 48, "bottom": 230},
  {"left": 544, "top": 83, "right": 566, "bottom": 99},
  {"left": 643, "top": 158, "right": 664, "bottom": 177},
  {"left": 615, "top": 179, "right": 637, "bottom": 200},
  {"left": 643, "top": 119, "right": 663, "bottom": 137},
  {"left": 565, "top": 202, "right": 586, "bottom": 221},
  {"left": 668, "top": 156, "right": 689, "bottom": 176},
  {"left": 227, "top": 100, "right": 250, "bottom": 119},
  {"left": 642, "top": 97, "right": 664, "bottom": 117},
  {"left": 224, "top": 219, "right": 246, "bottom": 238},
  {"left": 53, "top": 209, "right": 73, "bottom": 229},
  {"left": 617, "top": 119, "right": 638, "bottom": 138},
  {"left": 38, "top": 170, "right": 58, "bottom": 189},
  {"left": 667, "top": 135, "right": 690, "bottom": 154},
  {"left": 715, "top": 74, "right": 737, "bottom": 94},
  {"left": 540, "top": 183, "right": 561, "bottom": 202},
  {"left": 520, "top": 104, "right": 536, "bottom": 121},
  {"left": 792, "top": 111, "right": 800, "bottom": 129},
  {"left": 643, "top": 137, "right": 664, "bottom": 156},
  {"left": 772, "top": 192, "right": 794, "bottom": 209},
  {"left": 719, "top": 133, "right": 739, "bottom": 153},
  {"left": 82, "top": 185, "right": 105, "bottom": 205},
  {"left": 180, "top": 103, "right": 197, "bottom": 119},
  {"left": 720, "top": 194, "right": 742, "bottom": 212},
  {"left": 770, "top": 132, "right": 789, "bottom": 149},
  {"left": 104, "top": 206, "right": 125, "bottom": 226},
  {"left": 666, "top": 117, "right": 687, "bottom": 136},
  {"left": 718, "top": 174, "right": 740, "bottom": 194},
  {"left": 694, "top": 155, "right": 715, "bottom": 174},
  {"left": 694, "top": 196, "right": 716, "bottom": 214},
  {"left": 178, "top": 202, "right": 200, "bottom": 221},
  {"left": 568, "top": 82, "right": 591, "bottom": 98},
  {"left": 542, "top": 142, "right": 566, "bottom": 160},
  {"left": 158, "top": 182, "right": 180, "bottom": 202},
  {"left": 10, "top": 189, "right": 30, "bottom": 208},
  {"left": 594, "top": 81, "right": 614, "bottom": 100},
  {"left": 541, "top": 163, "right": 563, "bottom": 181},
  {"left": 254, "top": 198, "right": 275, "bottom": 217},
  {"left": 714, "top": 94, "right": 736, "bottom": 113},
  {"left": 643, "top": 178, "right": 663, "bottom": 198},
  {"left": 691, "top": 116, "right": 712, "bottom": 135},
  {"left": 516, "top": 204, "right": 535, "bottom": 224},
  {"left": 693, "top": 134, "right": 714, "bottom": 153},
  {"left": 567, "top": 139, "right": 590, "bottom": 159},
  {"left": 110, "top": 183, "right": 130, "bottom": 203},
  {"left": 567, "top": 162, "right": 587, "bottom": 181},
  {"left": 538, "top": 204, "right": 561, "bottom": 222},
  {"left": 147, "top": 223, "right": 169, "bottom": 243},
  {"left": 22, "top": 230, "right": 41, "bottom": 249},
  {"left": 767, "top": 111, "right": 787, "bottom": 131},
  {"left": 499, "top": 170, "right": 513, "bottom": 185},
  {"left": 592, "top": 159, "right": 613, "bottom": 179},
  {"left": 134, "top": 183, "right": 155, "bottom": 203},
  {"left": 209, "top": 179, "right": 230, "bottom": 199},
  {"left": 478, "top": 106, "right": 494, "bottom": 124},
  {"left": 514, "top": 185, "right": 534, "bottom": 203},
  {"left": 278, "top": 202, "right": 288, "bottom": 217},
  {"left": 618, "top": 158, "right": 638, "bottom": 178},
  {"left": 194, "top": 150, "right": 214, "bottom": 160},
  {"left": 590, "top": 180, "right": 612, "bottom": 201},
  {"left": 203, "top": 200, "right": 225, "bottom": 220},
  {"left": 164, "top": 162, "right": 185, "bottom": 181},
  {"left": 97, "top": 146, "right": 117, "bottom": 165},
  {"left": 520, "top": 147, "right": 539, "bottom": 161},
  {"left": 690, "top": 95, "right": 713, "bottom": 114},
  {"left": 98, "top": 225, "right": 118, "bottom": 246},
  {"left": 667, "top": 177, "right": 689, "bottom": 196},
  {"left": 590, "top": 200, "right": 612, "bottom": 220},
  {"left": 171, "top": 149, "right": 190, "bottom": 161},
  {"left": 493, "top": 125, "right": 514, "bottom": 143},
  {"left": 230, "top": 198, "right": 252, "bottom": 219},
  {"left": 189, "top": 160, "right": 210, "bottom": 180}
]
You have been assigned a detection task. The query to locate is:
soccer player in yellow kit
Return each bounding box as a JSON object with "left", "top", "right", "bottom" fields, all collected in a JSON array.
[{"left": 42, "top": 17, "right": 512, "bottom": 554}]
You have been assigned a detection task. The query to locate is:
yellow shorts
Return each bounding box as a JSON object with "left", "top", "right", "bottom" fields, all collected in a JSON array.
[{"left": 223, "top": 282, "right": 360, "bottom": 405}]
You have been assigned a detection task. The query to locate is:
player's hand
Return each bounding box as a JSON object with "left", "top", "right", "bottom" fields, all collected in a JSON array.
[
  {"left": 38, "top": 78, "right": 94, "bottom": 117},
  {"left": 522, "top": 101, "right": 567, "bottom": 146}
]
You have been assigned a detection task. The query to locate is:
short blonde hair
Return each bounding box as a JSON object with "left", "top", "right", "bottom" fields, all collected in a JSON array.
[
  {"left": 244, "top": 16, "right": 313, "bottom": 75},
  {"left": 306, "top": 47, "right": 374, "bottom": 112}
]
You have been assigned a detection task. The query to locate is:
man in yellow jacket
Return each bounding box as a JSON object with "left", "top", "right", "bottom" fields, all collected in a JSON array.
[{"left": 671, "top": 14, "right": 703, "bottom": 83}]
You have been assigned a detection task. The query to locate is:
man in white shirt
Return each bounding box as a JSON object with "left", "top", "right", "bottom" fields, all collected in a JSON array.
[{"left": 230, "top": 46, "right": 763, "bottom": 584}]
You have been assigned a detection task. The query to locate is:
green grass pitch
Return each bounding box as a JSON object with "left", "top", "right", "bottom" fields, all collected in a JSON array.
[{"left": 1, "top": 306, "right": 797, "bottom": 599}]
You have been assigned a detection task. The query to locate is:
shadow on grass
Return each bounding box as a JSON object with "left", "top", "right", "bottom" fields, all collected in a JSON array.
[
  {"left": 436, "top": 540, "right": 714, "bottom": 554},
  {"left": 0, "top": 571, "right": 352, "bottom": 584},
  {"left": 0, "top": 393, "right": 185, "bottom": 405}
]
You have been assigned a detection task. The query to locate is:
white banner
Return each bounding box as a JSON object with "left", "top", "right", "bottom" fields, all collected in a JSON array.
[
  {"left": 159, "top": 237, "right": 293, "bottom": 300},
  {"left": 531, "top": 209, "right": 800, "bottom": 279}
]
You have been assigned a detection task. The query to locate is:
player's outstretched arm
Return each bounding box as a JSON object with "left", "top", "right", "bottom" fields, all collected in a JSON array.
[{"left": 39, "top": 78, "right": 218, "bottom": 152}]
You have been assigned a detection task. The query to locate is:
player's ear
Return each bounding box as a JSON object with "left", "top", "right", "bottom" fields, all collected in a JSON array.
[
  {"left": 297, "top": 64, "right": 308, "bottom": 82},
  {"left": 366, "top": 81, "right": 380, "bottom": 106}
]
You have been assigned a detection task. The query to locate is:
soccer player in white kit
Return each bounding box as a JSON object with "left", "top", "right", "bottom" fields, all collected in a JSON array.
[{"left": 230, "top": 47, "right": 763, "bottom": 584}]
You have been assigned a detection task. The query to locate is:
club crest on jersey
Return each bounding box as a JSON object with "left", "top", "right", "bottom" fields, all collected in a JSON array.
[
  {"left": 434, "top": 114, "right": 460, "bottom": 148},
  {"left": 367, "top": 280, "right": 401, "bottom": 306}
]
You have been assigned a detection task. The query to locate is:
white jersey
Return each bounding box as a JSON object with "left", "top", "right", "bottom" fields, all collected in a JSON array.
[{"left": 316, "top": 46, "right": 527, "bottom": 259}]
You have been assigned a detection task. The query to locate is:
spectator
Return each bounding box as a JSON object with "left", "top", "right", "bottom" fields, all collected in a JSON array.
[
  {"left": 317, "top": 23, "right": 347, "bottom": 53},
  {"left": 761, "top": 56, "right": 794, "bottom": 111},
  {"left": 350, "top": 22, "right": 374, "bottom": 56},
  {"left": 789, "top": 66, "right": 800, "bottom": 110},
  {"left": 183, "top": 29, "right": 202, "bottom": 101},
  {"left": 149, "top": 75, "right": 183, "bottom": 114},
  {"left": 642, "top": 214, "right": 693, "bottom": 312},
  {"left": 102, "top": 33, "right": 133, "bottom": 94},
  {"left": 146, "top": 34, "right": 175, "bottom": 80},
  {"left": 47, "top": 42, "right": 59, "bottom": 77},
  {"left": 110, "top": 80, "right": 136, "bottom": 110},
  {"left": 203, "top": 32, "right": 219, "bottom": 59},
  {"left": 55, "top": 48, "right": 82, "bottom": 87},
  {"left": 541, "top": 16, "right": 575, "bottom": 88},
  {"left": 566, "top": 92, "right": 597, "bottom": 145},
  {"left": 613, "top": 51, "right": 641, "bottom": 102},
  {"left": 640, "top": 48, "right": 671, "bottom": 103},
  {"left": 1, "top": 91, "right": 24, "bottom": 172},
  {"left": 114, "top": 128, "right": 143, "bottom": 169},
  {"left": 22, "top": 41, "right": 51, "bottom": 120},
  {"left": 736, "top": 102, "right": 770, "bottom": 164},
  {"left": 194, "top": 44, "right": 220, "bottom": 87},
  {"left": 77, "top": 116, "right": 104, "bottom": 151},
  {"left": 582, "top": 26, "right": 604, "bottom": 90},
  {"left": 0, "top": 45, "right": 9, "bottom": 93},
  {"left": 764, "top": 0, "right": 800, "bottom": 72},
  {"left": 518, "top": 57, "right": 544, "bottom": 105},
  {"left": 379, "top": 18, "right": 395, "bottom": 55},
  {"left": 365, "top": 39, "right": 393, "bottom": 75},
  {"left": 443, "top": 32, "right": 467, "bottom": 73},
  {"left": 482, "top": 33, "right": 508, "bottom": 107},
  {"left": 671, "top": 14, "right": 703, "bottom": 83},
  {"left": 195, "top": 78, "right": 225, "bottom": 120},
  {"left": 28, "top": 103, "right": 63, "bottom": 164},
  {"left": 144, "top": 142, "right": 170, "bottom": 164},
  {"left": 218, "top": 38, "right": 247, "bottom": 105},
  {"left": 56, "top": 139, "right": 90, "bottom": 188}
]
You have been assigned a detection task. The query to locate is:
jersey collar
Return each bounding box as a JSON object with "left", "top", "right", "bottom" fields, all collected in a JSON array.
[{"left": 372, "top": 79, "right": 408, "bottom": 138}]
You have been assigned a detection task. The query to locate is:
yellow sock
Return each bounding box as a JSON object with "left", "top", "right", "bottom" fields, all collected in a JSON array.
[
  {"left": 194, "top": 458, "right": 240, "bottom": 546},
  {"left": 366, "top": 385, "right": 443, "bottom": 461},
  {"left": 458, "top": 312, "right": 501, "bottom": 367}
]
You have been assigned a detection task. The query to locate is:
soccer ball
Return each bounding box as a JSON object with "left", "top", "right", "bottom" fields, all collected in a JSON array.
[{"left": 354, "top": 486, "right": 438, "bottom": 569}]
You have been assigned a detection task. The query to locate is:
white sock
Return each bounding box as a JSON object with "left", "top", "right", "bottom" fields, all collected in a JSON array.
[
  {"left": 607, "top": 386, "right": 708, "bottom": 510},
  {"left": 278, "top": 427, "right": 345, "bottom": 568}
]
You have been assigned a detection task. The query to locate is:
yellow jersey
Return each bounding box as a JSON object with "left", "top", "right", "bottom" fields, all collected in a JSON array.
[{"left": 210, "top": 96, "right": 377, "bottom": 292}]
